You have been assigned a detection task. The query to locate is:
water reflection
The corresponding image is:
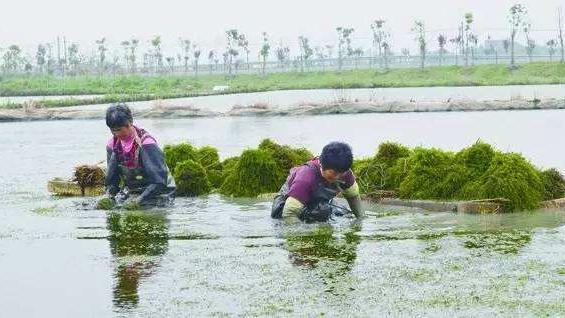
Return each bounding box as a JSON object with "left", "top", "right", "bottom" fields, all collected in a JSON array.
[
  {"left": 106, "top": 211, "right": 169, "bottom": 309},
  {"left": 283, "top": 221, "right": 361, "bottom": 294}
]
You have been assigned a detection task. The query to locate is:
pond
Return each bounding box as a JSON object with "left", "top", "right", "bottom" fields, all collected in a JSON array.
[{"left": 1, "top": 109, "right": 565, "bottom": 316}]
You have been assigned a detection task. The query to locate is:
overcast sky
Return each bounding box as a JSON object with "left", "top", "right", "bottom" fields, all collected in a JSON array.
[{"left": 2, "top": 0, "right": 564, "bottom": 56}]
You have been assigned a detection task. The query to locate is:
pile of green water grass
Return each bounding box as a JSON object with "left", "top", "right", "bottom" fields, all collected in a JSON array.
[
  {"left": 164, "top": 139, "right": 313, "bottom": 197},
  {"left": 353, "top": 141, "right": 565, "bottom": 211},
  {"left": 3, "top": 62, "right": 565, "bottom": 109},
  {"left": 165, "top": 139, "right": 565, "bottom": 211}
]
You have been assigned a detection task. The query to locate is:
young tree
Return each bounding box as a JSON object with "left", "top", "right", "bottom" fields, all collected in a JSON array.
[
  {"left": 2, "top": 45, "right": 22, "bottom": 73},
  {"left": 485, "top": 35, "right": 499, "bottom": 64},
  {"left": 120, "top": 40, "right": 130, "bottom": 70},
  {"left": 193, "top": 45, "right": 201, "bottom": 77},
  {"left": 381, "top": 40, "right": 391, "bottom": 70},
  {"left": 412, "top": 20, "right": 427, "bottom": 69},
  {"left": 314, "top": 46, "right": 326, "bottom": 72},
  {"left": 259, "top": 32, "right": 270, "bottom": 76},
  {"left": 450, "top": 23, "right": 464, "bottom": 65},
  {"left": 325, "top": 45, "right": 334, "bottom": 59},
  {"left": 401, "top": 48, "right": 410, "bottom": 64},
  {"left": 558, "top": 7, "right": 565, "bottom": 63},
  {"left": 129, "top": 39, "right": 139, "bottom": 72},
  {"left": 336, "top": 27, "right": 354, "bottom": 72},
  {"left": 547, "top": 39, "right": 558, "bottom": 61},
  {"left": 36, "top": 44, "right": 47, "bottom": 74},
  {"left": 208, "top": 50, "right": 216, "bottom": 74},
  {"left": 298, "top": 35, "right": 314, "bottom": 72},
  {"left": 503, "top": 39, "right": 510, "bottom": 55},
  {"left": 95, "top": 38, "right": 107, "bottom": 72},
  {"left": 351, "top": 48, "right": 363, "bottom": 69},
  {"left": 370, "top": 19, "right": 386, "bottom": 67},
  {"left": 509, "top": 4, "right": 528, "bottom": 68},
  {"left": 225, "top": 29, "right": 240, "bottom": 76},
  {"left": 238, "top": 33, "right": 250, "bottom": 70},
  {"left": 275, "top": 44, "right": 290, "bottom": 69},
  {"left": 463, "top": 12, "right": 474, "bottom": 66},
  {"left": 437, "top": 34, "right": 447, "bottom": 66},
  {"left": 523, "top": 23, "right": 535, "bottom": 62},
  {"left": 151, "top": 36, "right": 163, "bottom": 73},
  {"left": 46, "top": 43, "right": 55, "bottom": 74},
  {"left": 180, "top": 38, "right": 191, "bottom": 73},
  {"left": 165, "top": 56, "right": 175, "bottom": 73},
  {"left": 67, "top": 43, "right": 80, "bottom": 74}
]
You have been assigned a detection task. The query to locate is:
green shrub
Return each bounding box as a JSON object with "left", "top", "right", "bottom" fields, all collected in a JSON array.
[
  {"left": 220, "top": 149, "right": 281, "bottom": 197},
  {"left": 173, "top": 159, "right": 211, "bottom": 196},
  {"left": 540, "top": 168, "right": 565, "bottom": 201}
]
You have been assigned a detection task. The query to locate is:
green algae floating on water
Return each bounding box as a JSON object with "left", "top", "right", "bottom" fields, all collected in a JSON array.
[
  {"left": 284, "top": 225, "right": 360, "bottom": 266},
  {"left": 456, "top": 229, "right": 532, "bottom": 254}
]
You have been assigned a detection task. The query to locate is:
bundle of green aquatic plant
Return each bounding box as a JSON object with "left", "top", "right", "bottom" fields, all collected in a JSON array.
[
  {"left": 219, "top": 149, "right": 281, "bottom": 197},
  {"left": 353, "top": 142, "right": 412, "bottom": 193},
  {"left": 164, "top": 143, "right": 217, "bottom": 196},
  {"left": 164, "top": 139, "right": 313, "bottom": 198},
  {"left": 219, "top": 139, "right": 312, "bottom": 197},
  {"left": 258, "top": 139, "right": 313, "bottom": 185},
  {"left": 354, "top": 141, "right": 565, "bottom": 212},
  {"left": 173, "top": 159, "right": 212, "bottom": 196},
  {"left": 73, "top": 165, "right": 105, "bottom": 188}
]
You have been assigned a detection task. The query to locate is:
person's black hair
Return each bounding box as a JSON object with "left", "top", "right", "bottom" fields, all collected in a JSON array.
[
  {"left": 319, "top": 142, "right": 353, "bottom": 173},
  {"left": 105, "top": 103, "right": 133, "bottom": 129}
]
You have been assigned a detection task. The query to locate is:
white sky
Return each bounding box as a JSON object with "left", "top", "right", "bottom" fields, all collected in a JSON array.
[{"left": 1, "top": 0, "right": 564, "bottom": 57}]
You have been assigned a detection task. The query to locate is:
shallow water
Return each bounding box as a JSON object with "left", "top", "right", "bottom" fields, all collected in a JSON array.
[{"left": 2, "top": 110, "right": 565, "bottom": 317}]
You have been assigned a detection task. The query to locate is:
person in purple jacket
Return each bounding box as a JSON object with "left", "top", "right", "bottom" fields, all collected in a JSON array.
[
  {"left": 271, "top": 142, "right": 363, "bottom": 222},
  {"left": 102, "top": 103, "right": 175, "bottom": 208}
]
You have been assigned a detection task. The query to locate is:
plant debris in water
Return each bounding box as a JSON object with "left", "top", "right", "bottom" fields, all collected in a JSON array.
[{"left": 73, "top": 164, "right": 105, "bottom": 194}]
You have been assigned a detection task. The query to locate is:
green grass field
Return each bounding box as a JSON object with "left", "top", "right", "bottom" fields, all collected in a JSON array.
[{"left": 2, "top": 62, "right": 565, "bottom": 108}]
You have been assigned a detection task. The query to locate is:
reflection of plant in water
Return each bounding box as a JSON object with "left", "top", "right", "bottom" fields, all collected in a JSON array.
[
  {"left": 285, "top": 223, "right": 361, "bottom": 295},
  {"left": 107, "top": 211, "right": 169, "bottom": 309},
  {"left": 285, "top": 224, "right": 361, "bottom": 270}
]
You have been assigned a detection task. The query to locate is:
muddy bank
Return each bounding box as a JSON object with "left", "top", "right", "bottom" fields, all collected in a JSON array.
[{"left": 1, "top": 97, "right": 563, "bottom": 122}]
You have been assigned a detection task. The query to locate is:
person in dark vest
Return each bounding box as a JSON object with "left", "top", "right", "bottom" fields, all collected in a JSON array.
[
  {"left": 103, "top": 103, "right": 175, "bottom": 208},
  {"left": 271, "top": 142, "right": 363, "bottom": 222}
]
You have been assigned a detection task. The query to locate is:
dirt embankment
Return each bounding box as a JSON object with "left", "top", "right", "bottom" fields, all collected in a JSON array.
[{"left": 1, "top": 97, "right": 562, "bottom": 122}]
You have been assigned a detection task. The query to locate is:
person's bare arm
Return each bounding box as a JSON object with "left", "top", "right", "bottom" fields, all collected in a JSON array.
[{"left": 342, "top": 181, "right": 364, "bottom": 218}]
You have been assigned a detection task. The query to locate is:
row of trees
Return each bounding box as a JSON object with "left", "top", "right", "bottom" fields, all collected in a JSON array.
[{"left": 1, "top": 4, "right": 564, "bottom": 76}]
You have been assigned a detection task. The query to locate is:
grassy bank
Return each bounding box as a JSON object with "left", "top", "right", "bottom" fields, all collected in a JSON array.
[{"left": 1, "top": 62, "right": 565, "bottom": 109}]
